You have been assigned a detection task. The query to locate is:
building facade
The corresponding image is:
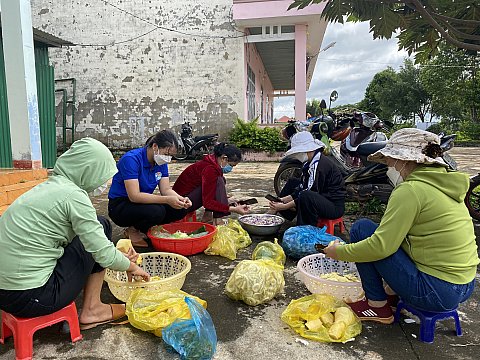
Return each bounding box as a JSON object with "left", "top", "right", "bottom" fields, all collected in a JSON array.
[{"left": 31, "top": 0, "right": 326, "bottom": 149}]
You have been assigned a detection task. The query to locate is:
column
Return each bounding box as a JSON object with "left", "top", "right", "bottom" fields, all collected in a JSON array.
[
  {"left": 0, "top": 0, "right": 42, "bottom": 169},
  {"left": 294, "top": 24, "right": 307, "bottom": 121}
]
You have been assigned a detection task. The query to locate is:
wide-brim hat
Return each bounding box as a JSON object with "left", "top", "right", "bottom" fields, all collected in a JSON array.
[
  {"left": 368, "top": 128, "right": 447, "bottom": 166},
  {"left": 284, "top": 131, "right": 325, "bottom": 157}
]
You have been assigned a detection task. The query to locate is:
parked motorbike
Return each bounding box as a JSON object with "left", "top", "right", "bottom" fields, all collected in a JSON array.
[
  {"left": 173, "top": 122, "right": 218, "bottom": 161},
  {"left": 466, "top": 173, "right": 480, "bottom": 221},
  {"left": 273, "top": 92, "right": 458, "bottom": 206}
]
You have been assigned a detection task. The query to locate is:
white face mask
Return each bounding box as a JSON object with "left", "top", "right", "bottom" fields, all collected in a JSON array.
[
  {"left": 386, "top": 167, "right": 403, "bottom": 187},
  {"left": 293, "top": 153, "right": 308, "bottom": 163},
  {"left": 154, "top": 153, "right": 172, "bottom": 165},
  {"left": 92, "top": 182, "right": 108, "bottom": 196}
]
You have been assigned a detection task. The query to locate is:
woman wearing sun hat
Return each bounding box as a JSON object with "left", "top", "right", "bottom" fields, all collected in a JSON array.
[
  {"left": 324, "top": 128, "right": 479, "bottom": 324},
  {"left": 269, "top": 131, "right": 345, "bottom": 226}
]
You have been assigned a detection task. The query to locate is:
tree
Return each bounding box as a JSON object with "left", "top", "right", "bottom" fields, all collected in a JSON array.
[
  {"left": 289, "top": 0, "right": 480, "bottom": 62},
  {"left": 306, "top": 98, "right": 324, "bottom": 117}
]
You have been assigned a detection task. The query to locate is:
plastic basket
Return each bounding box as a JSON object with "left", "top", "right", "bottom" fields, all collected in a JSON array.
[
  {"left": 297, "top": 253, "right": 363, "bottom": 302},
  {"left": 147, "top": 222, "right": 216, "bottom": 256},
  {"left": 104, "top": 252, "right": 191, "bottom": 302}
]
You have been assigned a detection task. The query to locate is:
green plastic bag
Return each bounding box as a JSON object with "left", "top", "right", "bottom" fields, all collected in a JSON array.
[
  {"left": 204, "top": 219, "right": 251, "bottom": 260},
  {"left": 126, "top": 289, "right": 206, "bottom": 337},
  {"left": 281, "top": 294, "right": 362, "bottom": 343}
]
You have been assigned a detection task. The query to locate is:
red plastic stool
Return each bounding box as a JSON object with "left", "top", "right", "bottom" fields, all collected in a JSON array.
[
  {"left": 0, "top": 301, "right": 82, "bottom": 360},
  {"left": 317, "top": 217, "right": 345, "bottom": 235},
  {"left": 175, "top": 211, "right": 197, "bottom": 223}
]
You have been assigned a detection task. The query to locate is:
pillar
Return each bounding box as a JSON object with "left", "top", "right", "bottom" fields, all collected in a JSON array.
[{"left": 294, "top": 24, "right": 307, "bottom": 121}]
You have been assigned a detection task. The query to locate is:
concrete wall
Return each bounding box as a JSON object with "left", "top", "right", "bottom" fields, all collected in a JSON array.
[{"left": 31, "top": 0, "right": 245, "bottom": 149}]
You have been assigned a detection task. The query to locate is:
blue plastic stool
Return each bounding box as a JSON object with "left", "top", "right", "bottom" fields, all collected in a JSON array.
[{"left": 394, "top": 300, "right": 462, "bottom": 343}]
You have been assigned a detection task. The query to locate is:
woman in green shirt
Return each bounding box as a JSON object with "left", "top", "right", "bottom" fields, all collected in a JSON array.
[{"left": 325, "top": 128, "right": 479, "bottom": 324}]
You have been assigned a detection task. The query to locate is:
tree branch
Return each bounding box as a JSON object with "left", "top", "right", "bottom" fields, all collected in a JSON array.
[
  {"left": 432, "top": 12, "right": 480, "bottom": 26},
  {"left": 409, "top": 0, "right": 480, "bottom": 51}
]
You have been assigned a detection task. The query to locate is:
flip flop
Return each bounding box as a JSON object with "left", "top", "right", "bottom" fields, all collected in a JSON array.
[{"left": 79, "top": 303, "right": 126, "bottom": 330}]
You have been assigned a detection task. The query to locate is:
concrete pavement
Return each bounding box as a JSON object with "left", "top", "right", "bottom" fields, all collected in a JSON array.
[{"left": 1, "top": 154, "right": 479, "bottom": 360}]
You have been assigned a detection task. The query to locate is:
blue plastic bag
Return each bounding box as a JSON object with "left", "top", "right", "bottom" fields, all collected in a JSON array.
[
  {"left": 162, "top": 297, "right": 217, "bottom": 360},
  {"left": 281, "top": 225, "right": 339, "bottom": 259}
]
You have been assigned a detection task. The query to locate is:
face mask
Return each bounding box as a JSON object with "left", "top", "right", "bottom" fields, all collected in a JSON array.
[
  {"left": 386, "top": 167, "right": 403, "bottom": 187},
  {"left": 222, "top": 164, "right": 233, "bottom": 174},
  {"left": 92, "top": 182, "right": 108, "bottom": 196},
  {"left": 293, "top": 153, "right": 308, "bottom": 163},
  {"left": 154, "top": 153, "right": 171, "bottom": 165}
]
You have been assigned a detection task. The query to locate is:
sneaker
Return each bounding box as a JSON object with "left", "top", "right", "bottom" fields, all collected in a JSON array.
[{"left": 347, "top": 299, "right": 394, "bottom": 324}]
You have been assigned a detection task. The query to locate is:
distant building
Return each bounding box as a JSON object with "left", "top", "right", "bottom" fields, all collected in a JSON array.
[
  {"left": 276, "top": 115, "right": 292, "bottom": 123},
  {"left": 31, "top": 0, "right": 327, "bottom": 149}
]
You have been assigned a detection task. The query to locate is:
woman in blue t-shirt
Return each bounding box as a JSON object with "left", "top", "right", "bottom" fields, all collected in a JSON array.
[{"left": 108, "top": 130, "right": 191, "bottom": 247}]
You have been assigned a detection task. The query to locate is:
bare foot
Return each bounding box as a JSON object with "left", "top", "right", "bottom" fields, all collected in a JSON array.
[
  {"left": 125, "top": 227, "right": 148, "bottom": 248},
  {"left": 213, "top": 218, "right": 226, "bottom": 226},
  {"left": 201, "top": 211, "right": 213, "bottom": 224},
  {"left": 79, "top": 303, "right": 123, "bottom": 325}
]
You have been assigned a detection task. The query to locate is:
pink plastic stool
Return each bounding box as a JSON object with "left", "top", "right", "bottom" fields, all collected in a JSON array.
[
  {"left": 0, "top": 301, "right": 82, "bottom": 360},
  {"left": 317, "top": 217, "right": 345, "bottom": 235}
]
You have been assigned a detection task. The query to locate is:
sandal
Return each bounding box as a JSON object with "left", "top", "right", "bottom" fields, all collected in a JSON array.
[
  {"left": 79, "top": 303, "right": 126, "bottom": 330},
  {"left": 124, "top": 227, "right": 149, "bottom": 248}
]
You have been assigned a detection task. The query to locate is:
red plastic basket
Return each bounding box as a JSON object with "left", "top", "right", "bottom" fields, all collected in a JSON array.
[{"left": 147, "top": 222, "right": 217, "bottom": 256}]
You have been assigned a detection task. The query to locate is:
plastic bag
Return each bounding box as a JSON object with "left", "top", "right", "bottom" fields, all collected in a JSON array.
[
  {"left": 251, "top": 239, "right": 286, "bottom": 266},
  {"left": 281, "top": 294, "right": 362, "bottom": 343},
  {"left": 204, "top": 219, "right": 251, "bottom": 260},
  {"left": 126, "top": 289, "right": 206, "bottom": 337},
  {"left": 225, "top": 258, "right": 285, "bottom": 306},
  {"left": 162, "top": 297, "right": 217, "bottom": 360},
  {"left": 281, "top": 225, "right": 339, "bottom": 259}
]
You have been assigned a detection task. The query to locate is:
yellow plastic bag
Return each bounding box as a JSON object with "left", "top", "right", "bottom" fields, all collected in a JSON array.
[
  {"left": 224, "top": 259, "right": 285, "bottom": 306},
  {"left": 126, "top": 289, "right": 206, "bottom": 337},
  {"left": 204, "top": 219, "right": 251, "bottom": 260},
  {"left": 281, "top": 294, "right": 362, "bottom": 343},
  {"left": 251, "top": 239, "right": 286, "bottom": 266}
]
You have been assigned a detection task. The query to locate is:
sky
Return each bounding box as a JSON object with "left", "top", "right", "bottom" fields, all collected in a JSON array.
[{"left": 273, "top": 21, "right": 412, "bottom": 119}]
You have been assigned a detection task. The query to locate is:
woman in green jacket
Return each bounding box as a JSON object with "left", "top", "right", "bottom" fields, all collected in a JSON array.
[
  {"left": 325, "top": 128, "right": 479, "bottom": 324},
  {"left": 0, "top": 138, "right": 149, "bottom": 330}
]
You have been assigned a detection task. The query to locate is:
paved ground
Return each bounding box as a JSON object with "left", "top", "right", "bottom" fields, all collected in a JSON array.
[{"left": 1, "top": 148, "right": 479, "bottom": 360}]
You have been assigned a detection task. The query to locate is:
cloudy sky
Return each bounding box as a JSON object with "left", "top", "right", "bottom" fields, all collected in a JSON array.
[{"left": 273, "top": 21, "right": 412, "bottom": 119}]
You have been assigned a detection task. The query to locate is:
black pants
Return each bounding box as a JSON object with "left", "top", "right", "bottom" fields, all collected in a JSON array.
[
  {"left": 0, "top": 216, "right": 111, "bottom": 317},
  {"left": 185, "top": 177, "right": 229, "bottom": 218},
  {"left": 108, "top": 197, "right": 187, "bottom": 234},
  {"left": 279, "top": 178, "right": 344, "bottom": 226}
]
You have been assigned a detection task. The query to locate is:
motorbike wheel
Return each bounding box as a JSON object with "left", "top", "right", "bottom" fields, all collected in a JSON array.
[
  {"left": 465, "top": 175, "right": 480, "bottom": 221},
  {"left": 274, "top": 163, "right": 303, "bottom": 196},
  {"left": 173, "top": 144, "right": 189, "bottom": 161}
]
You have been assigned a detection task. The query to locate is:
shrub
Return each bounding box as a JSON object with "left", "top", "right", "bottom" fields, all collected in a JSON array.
[
  {"left": 229, "top": 118, "right": 287, "bottom": 152},
  {"left": 458, "top": 121, "right": 480, "bottom": 141}
]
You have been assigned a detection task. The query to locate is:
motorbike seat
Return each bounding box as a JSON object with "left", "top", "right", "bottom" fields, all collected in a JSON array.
[
  {"left": 356, "top": 141, "right": 387, "bottom": 156},
  {"left": 193, "top": 134, "right": 218, "bottom": 142}
]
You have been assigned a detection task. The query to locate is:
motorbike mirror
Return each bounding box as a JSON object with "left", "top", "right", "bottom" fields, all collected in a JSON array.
[
  {"left": 329, "top": 90, "right": 338, "bottom": 102},
  {"left": 383, "top": 120, "right": 394, "bottom": 128},
  {"left": 320, "top": 99, "right": 327, "bottom": 109}
]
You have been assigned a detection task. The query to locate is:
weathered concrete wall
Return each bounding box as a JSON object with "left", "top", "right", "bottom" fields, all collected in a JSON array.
[{"left": 31, "top": 0, "right": 245, "bottom": 149}]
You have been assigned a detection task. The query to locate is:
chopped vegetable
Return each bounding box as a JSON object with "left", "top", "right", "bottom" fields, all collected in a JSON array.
[
  {"left": 150, "top": 225, "right": 209, "bottom": 239},
  {"left": 319, "top": 273, "right": 359, "bottom": 282},
  {"left": 240, "top": 215, "right": 283, "bottom": 226}
]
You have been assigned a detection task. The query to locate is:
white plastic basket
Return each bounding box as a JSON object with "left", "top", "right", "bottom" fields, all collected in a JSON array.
[
  {"left": 297, "top": 253, "right": 363, "bottom": 302},
  {"left": 104, "top": 252, "right": 191, "bottom": 302}
]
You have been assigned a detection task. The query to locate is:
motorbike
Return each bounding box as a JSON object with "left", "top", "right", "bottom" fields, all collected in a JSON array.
[
  {"left": 466, "top": 173, "right": 480, "bottom": 221},
  {"left": 173, "top": 121, "right": 218, "bottom": 161},
  {"left": 274, "top": 92, "right": 458, "bottom": 205}
]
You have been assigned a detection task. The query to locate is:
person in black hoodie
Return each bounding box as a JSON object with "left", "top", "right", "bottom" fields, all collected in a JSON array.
[{"left": 269, "top": 131, "right": 345, "bottom": 225}]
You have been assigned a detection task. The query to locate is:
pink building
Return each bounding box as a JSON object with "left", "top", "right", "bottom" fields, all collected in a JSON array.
[{"left": 233, "top": 0, "right": 327, "bottom": 123}]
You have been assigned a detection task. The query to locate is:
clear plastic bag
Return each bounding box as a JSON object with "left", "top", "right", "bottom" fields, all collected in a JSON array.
[
  {"left": 126, "top": 289, "right": 206, "bottom": 337},
  {"left": 282, "top": 225, "right": 339, "bottom": 259},
  {"left": 204, "top": 219, "right": 251, "bottom": 260},
  {"left": 281, "top": 294, "right": 362, "bottom": 343},
  {"left": 251, "top": 238, "right": 286, "bottom": 266},
  {"left": 224, "top": 258, "right": 285, "bottom": 306},
  {"left": 162, "top": 297, "right": 217, "bottom": 360}
]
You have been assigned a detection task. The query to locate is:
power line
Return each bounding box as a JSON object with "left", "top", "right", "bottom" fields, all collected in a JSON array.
[
  {"left": 317, "top": 57, "right": 477, "bottom": 68},
  {"left": 71, "top": 27, "right": 159, "bottom": 47}
]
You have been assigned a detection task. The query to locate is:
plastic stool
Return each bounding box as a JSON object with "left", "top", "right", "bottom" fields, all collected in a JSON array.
[
  {"left": 316, "top": 217, "right": 345, "bottom": 235},
  {"left": 394, "top": 300, "right": 462, "bottom": 343},
  {"left": 0, "top": 301, "right": 82, "bottom": 360}
]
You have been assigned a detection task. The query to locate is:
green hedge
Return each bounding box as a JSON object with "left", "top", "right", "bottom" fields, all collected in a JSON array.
[{"left": 229, "top": 118, "right": 287, "bottom": 152}]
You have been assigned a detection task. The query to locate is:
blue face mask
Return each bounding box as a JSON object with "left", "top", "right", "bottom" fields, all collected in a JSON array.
[{"left": 222, "top": 164, "right": 233, "bottom": 174}]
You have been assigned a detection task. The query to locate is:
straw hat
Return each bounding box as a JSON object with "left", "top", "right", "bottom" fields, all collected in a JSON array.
[
  {"left": 368, "top": 128, "right": 447, "bottom": 166},
  {"left": 284, "top": 131, "right": 325, "bottom": 157}
]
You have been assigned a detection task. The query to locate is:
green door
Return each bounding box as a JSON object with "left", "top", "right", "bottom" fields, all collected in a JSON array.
[{"left": 0, "top": 40, "right": 13, "bottom": 168}]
